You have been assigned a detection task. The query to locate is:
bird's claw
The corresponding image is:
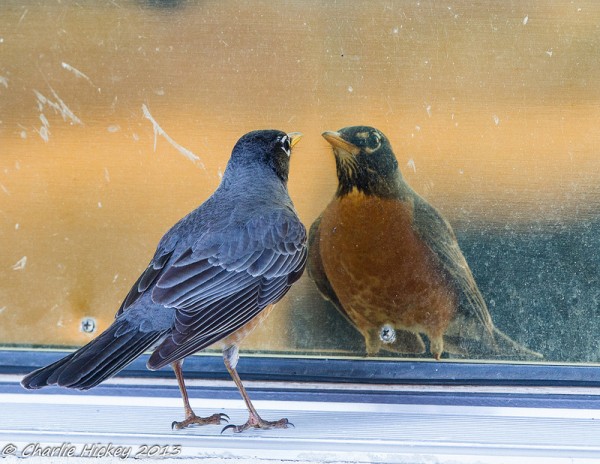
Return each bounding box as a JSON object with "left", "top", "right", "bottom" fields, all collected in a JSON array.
[
  {"left": 221, "top": 416, "right": 292, "bottom": 434},
  {"left": 172, "top": 412, "right": 229, "bottom": 430},
  {"left": 220, "top": 423, "right": 239, "bottom": 434}
]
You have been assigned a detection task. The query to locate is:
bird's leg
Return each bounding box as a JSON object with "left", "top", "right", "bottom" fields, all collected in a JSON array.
[
  {"left": 221, "top": 345, "right": 291, "bottom": 433},
  {"left": 171, "top": 359, "right": 229, "bottom": 430}
]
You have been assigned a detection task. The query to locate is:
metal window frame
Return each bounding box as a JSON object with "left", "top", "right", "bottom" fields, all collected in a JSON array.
[{"left": 2, "top": 349, "right": 599, "bottom": 388}]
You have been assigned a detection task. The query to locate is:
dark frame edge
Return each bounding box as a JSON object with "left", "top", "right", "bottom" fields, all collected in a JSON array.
[{"left": 2, "top": 349, "right": 600, "bottom": 387}]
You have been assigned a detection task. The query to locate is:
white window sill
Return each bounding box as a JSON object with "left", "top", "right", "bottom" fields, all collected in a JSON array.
[{"left": 1, "top": 375, "right": 599, "bottom": 463}]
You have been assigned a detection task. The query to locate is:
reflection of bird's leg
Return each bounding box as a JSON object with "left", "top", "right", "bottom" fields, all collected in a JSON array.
[
  {"left": 364, "top": 329, "right": 383, "bottom": 356},
  {"left": 171, "top": 359, "right": 229, "bottom": 430},
  {"left": 221, "top": 345, "right": 291, "bottom": 433},
  {"left": 429, "top": 333, "right": 445, "bottom": 360}
]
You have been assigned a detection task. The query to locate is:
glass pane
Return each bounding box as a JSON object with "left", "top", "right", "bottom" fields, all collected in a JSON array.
[{"left": 1, "top": 1, "right": 599, "bottom": 367}]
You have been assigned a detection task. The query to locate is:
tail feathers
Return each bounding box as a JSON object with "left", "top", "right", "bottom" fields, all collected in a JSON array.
[
  {"left": 492, "top": 327, "right": 543, "bottom": 360},
  {"left": 21, "top": 320, "right": 167, "bottom": 391},
  {"left": 21, "top": 352, "right": 78, "bottom": 389},
  {"left": 444, "top": 314, "right": 543, "bottom": 360}
]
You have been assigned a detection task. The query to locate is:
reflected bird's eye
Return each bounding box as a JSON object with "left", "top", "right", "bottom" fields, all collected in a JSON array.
[{"left": 365, "top": 132, "right": 382, "bottom": 153}]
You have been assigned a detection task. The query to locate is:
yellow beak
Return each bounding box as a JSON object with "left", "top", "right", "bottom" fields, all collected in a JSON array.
[{"left": 287, "top": 132, "right": 303, "bottom": 148}]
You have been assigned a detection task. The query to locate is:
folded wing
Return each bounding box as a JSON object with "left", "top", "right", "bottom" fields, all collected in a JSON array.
[{"left": 147, "top": 208, "right": 307, "bottom": 369}]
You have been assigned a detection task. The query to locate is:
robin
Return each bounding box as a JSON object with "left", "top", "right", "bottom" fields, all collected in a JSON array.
[
  {"left": 309, "top": 126, "right": 541, "bottom": 360},
  {"left": 22, "top": 129, "right": 307, "bottom": 433}
]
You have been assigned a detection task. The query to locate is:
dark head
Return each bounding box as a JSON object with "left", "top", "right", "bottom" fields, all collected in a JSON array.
[
  {"left": 322, "top": 126, "right": 400, "bottom": 197},
  {"left": 228, "top": 129, "right": 302, "bottom": 183}
]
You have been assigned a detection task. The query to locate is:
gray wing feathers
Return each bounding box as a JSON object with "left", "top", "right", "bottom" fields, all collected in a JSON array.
[
  {"left": 147, "top": 208, "right": 307, "bottom": 369},
  {"left": 412, "top": 194, "right": 494, "bottom": 334},
  {"left": 117, "top": 250, "right": 174, "bottom": 316}
]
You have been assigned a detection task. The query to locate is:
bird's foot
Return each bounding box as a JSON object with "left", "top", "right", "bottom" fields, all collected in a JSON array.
[
  {"left": 172, "top": 412, "right": 229, "bottom": 430},
  {"left": 221, "top": 413, "right": 293, "bottom": 434}
]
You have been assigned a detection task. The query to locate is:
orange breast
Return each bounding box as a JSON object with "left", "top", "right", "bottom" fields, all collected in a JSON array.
[
  {"left": 319, "top": 192, "right": 456, "bottom": 339},
  {"left": 219, "top": 304, "right": 275, "bottom": 349}
]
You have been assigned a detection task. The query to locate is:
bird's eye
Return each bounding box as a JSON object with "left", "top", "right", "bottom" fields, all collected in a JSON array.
[{"left": 279, "top": 136, "right": 291, "bottom": 157}]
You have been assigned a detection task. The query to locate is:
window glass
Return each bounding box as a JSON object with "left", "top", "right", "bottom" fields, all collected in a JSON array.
[{"left": 1, "top": 1, "right": 599, "bottom": 365}]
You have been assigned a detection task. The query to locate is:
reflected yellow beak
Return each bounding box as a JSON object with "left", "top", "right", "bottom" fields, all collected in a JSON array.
[
  {"left": 322, "top": 131, "right": 360, "bottom": 156},
  {"left": 287, "top": 132, "right": 303, "bottom": 148}
]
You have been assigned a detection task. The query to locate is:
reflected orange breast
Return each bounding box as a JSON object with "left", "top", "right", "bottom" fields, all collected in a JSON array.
[{"left": 319, "top": 191, "right": 457, "bottom": 339}]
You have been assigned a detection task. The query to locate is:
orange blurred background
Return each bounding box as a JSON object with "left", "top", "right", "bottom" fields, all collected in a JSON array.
[{"left": 1, "top": 1, "right": 599, "bottom": 354}]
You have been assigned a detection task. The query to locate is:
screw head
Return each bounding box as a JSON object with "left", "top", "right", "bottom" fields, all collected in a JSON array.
[
  {"left": 379, "top": 323, "right": 396, "bottom": 344},
  {"left": 80, "top": 317, "right": 96, "bottom": 334}
]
